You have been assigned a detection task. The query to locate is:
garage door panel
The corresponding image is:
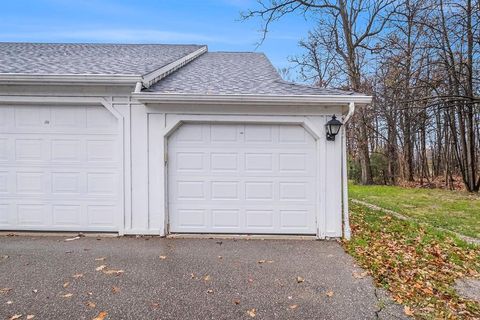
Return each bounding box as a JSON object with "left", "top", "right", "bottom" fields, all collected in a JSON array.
[
  {"left": 169, "top": 123, "right": 317, "bottom": 235},
  {"left": 210, "top": 152, "right": 238, "bottom": 172},
  {"left": 14, "top": 107, "right": 48, "bottom": 128},
  {"left": 0, "top": 139, "right": 7, "bottom": 160},
  {"left": 210, "top": 181, "right": 239, "bottom": 200},
  {"left": 279, "top": 125, "right": 309, "bottom": 143},
  {"left": 170, "top": 206, "right": 316, "bottom": 234},
  {"left": 51, "top": 139, "right": 82, "bottom": 161},
  {"left": 244, "top": 124, "right": 273, "bottom": 142},
  {"left": 50, "top": 106, "right": 85, "bottom": 128},
  {"left": 17, "top": 204, "right": 47, "bottom": 226},
  {"left": 0, "top": 172, "right": 9, "bottom": 193},
  {"left": 245, "top": 210, "right": 274, "bottom": 229},
  {"left": 87, "top": 139, "right": 119, "bottom": 162},
  {"left": 210, "top": 124, "right": 239, "bottom": 142},
  {"left": 0, "top": 105, "right": 121, "bottom": 232},
  {"left": 0, "top": 204, "right": 8, "bottom": 224}
]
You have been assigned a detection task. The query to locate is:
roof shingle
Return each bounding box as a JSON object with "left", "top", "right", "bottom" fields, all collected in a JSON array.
[
  {"left": 146, "top": 52, "right": 360, "bottom": 96},
  {"left": 0, "top": 42, "right": 204, "bottom": 75}
]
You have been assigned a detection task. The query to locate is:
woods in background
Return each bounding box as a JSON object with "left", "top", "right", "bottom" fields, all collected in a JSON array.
[{"left": 244, "top": 0, "right": 480, "bottom": 192}]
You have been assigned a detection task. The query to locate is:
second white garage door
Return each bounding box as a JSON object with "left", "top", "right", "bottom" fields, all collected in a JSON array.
[{"left": 168, "top": 123, "right": 317, "bottom": 234}]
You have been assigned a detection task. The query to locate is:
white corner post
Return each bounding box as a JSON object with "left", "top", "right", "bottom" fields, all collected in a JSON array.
[{"left": 342, "top": 102, "right": 355, "bottom": 240}]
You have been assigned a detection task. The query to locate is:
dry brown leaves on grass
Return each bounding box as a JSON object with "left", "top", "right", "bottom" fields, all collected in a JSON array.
[{"left": 344, "top": 202, "right": 480, "bottom": 319}]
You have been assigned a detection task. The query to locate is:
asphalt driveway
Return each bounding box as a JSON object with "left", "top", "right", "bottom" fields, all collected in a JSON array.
[{"left": 0, "top": 236, "right": 407, "bottom": 320}]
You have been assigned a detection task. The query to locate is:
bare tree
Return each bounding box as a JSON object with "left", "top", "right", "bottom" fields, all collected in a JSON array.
[
  {"left": 243, "top": 0, "right": 480, "bottom": 192},
  {"left": 243, "top": 0, "right": 397, "bottom": 185}
]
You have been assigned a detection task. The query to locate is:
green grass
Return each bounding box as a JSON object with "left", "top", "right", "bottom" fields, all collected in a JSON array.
[
  {"left": 344, "top": 202, "right": 480, "bottom": 319},
  {"left": 349, "top": 184, "right": 480, "bottom": 239}
]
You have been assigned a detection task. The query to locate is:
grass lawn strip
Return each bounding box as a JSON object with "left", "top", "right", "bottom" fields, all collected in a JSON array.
[
  {"left": 351, "top": 198, "right": 480, "bottom": 246},
  {"left": 344, "top": 202, "right": 480, "bottom": 319},
  {"left": 349, "top": 184, "right": 480, "bottom": 238}
]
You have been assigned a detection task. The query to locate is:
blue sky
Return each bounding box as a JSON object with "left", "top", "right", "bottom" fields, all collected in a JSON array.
[{"left": 1, "top": 0, "right": 315, "bottom": 76}]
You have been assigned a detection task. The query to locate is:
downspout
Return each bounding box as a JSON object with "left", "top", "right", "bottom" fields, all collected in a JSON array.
[{"left": 342, "top": 102, "right": 355, "bottom": 240}]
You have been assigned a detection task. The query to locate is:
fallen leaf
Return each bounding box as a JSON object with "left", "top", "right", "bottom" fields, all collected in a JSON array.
[
  {"left": 65, "top": 236, "right": 80, "bottom": 242},
  {"left": 86, "top": 301, "right": 96, "bottom": 309},
  {"left": 95, "top": 265, "right": 107, "bottom": 271},
  {"left": 9, "top": 315, "right": 22, "bottom": 320},
  {"left": 73, "top": 273, "right": 84, "bottom": 279},
  {"left": 159, "top": 255, "right": 167, "bottom": 260},
  {"left": 289, "top": 304, "right": 298, "bottom": 310},
  {"left": 0, "top": 287, "right": 12, "bottom": 294},
  {"left": 326, "top": 290, "right": 334, "bottom": 297},
  {"left": 394, "top": 296, "right": 403, "bottom": 304},
  {"left": 102, "top": 269, "right": 124, "bottom": 275},
  {"left": 257, "top": 260, "right": 274, "bottom": 264},
  {"left": 296, "top": 276, "right": 305, "bottom": 283},
  {"left": 206, "top": 289, "right": 214, "bottom": 294},
  {"left": 246, "top": 308, "right": 256, "bottom": 318},
  {"left": 404, "top": 306, "right": 414, "bottom": 316},
  {"left": 92, "top": 311, "right": 108, "bottom": 320},
  {"left": 62, "top": 293, "right": 73, "bottom": 298},
  {"left": 26, "top": 315, "right": 35, "bottom": 319},
  {"left": 233, "top": 299, "right": 240, "bottom": 305},
  {"left": 111, "top": 286, "right": 120, "bottom": 294},
  {"left": 95, "top": 257, "right": 106, "bottom": 261},
  {"left": 63, "top": 282, "right": 70, "bottom": 288}
]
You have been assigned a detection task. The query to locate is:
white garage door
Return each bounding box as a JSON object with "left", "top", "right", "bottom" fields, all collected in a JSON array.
[
  {"left": 0, "top": 105, "right": 121, "bottom": 232},
  {"left": 168, "top": 123, "right": 317, "bottom": 234}
]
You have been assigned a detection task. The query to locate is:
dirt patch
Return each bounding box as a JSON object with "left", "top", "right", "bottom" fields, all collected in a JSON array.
[{"left": 455, "top": 278, "right": 480, "bottom": 302}]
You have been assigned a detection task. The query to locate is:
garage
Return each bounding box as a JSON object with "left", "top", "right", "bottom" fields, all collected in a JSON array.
[
  {"left": 0, "top": 43, "right": 372, "bottom": 237},
  {"left": 0, "top": 105, "right": 122, "bottom": 232},
  {"left": 168, "top": 123, "right": 317, "bottom": 234}
]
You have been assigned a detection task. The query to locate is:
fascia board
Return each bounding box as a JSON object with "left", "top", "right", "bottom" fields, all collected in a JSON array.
[{"left": 131, "top": 93, "right": 373, "bottom": 106}]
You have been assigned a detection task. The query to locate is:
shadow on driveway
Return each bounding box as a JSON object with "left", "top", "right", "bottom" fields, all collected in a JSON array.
[{"left": 0, "top": 236, "right": 407, "bottom": 319}]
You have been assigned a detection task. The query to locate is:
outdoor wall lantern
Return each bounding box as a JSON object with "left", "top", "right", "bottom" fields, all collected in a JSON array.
[{"left": 326, "top": 115, "right": 343, "bottom": 141}]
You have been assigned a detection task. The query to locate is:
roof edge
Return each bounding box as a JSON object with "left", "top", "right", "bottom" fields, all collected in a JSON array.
[
  {"left": 141, "top": 46, "right": 208, "bottom": 89},
  {"left": 0, "top": 73, "right": 142, "bottom": 85},
  {"left": 131, "top": 93, "right": 373, "bottom": 106}
]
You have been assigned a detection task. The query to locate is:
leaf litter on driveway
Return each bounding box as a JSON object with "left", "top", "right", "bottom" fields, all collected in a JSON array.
[
  {"left": 95, "top": 264, "right": 124, "bottom": 275},
  {"left": 246, "top": 308, "right": 256, "bottom": 318},
  {"left": 92, "top": 311, "right": 108, "bottom": 320}
]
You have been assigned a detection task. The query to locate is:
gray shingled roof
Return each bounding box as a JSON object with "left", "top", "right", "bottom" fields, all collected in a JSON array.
[
  {"left": 0, "top": 42, "right": 204, "bottom": 75},
  {"left": 146, "top": 52, "right": 359, "bottom": 96}
]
